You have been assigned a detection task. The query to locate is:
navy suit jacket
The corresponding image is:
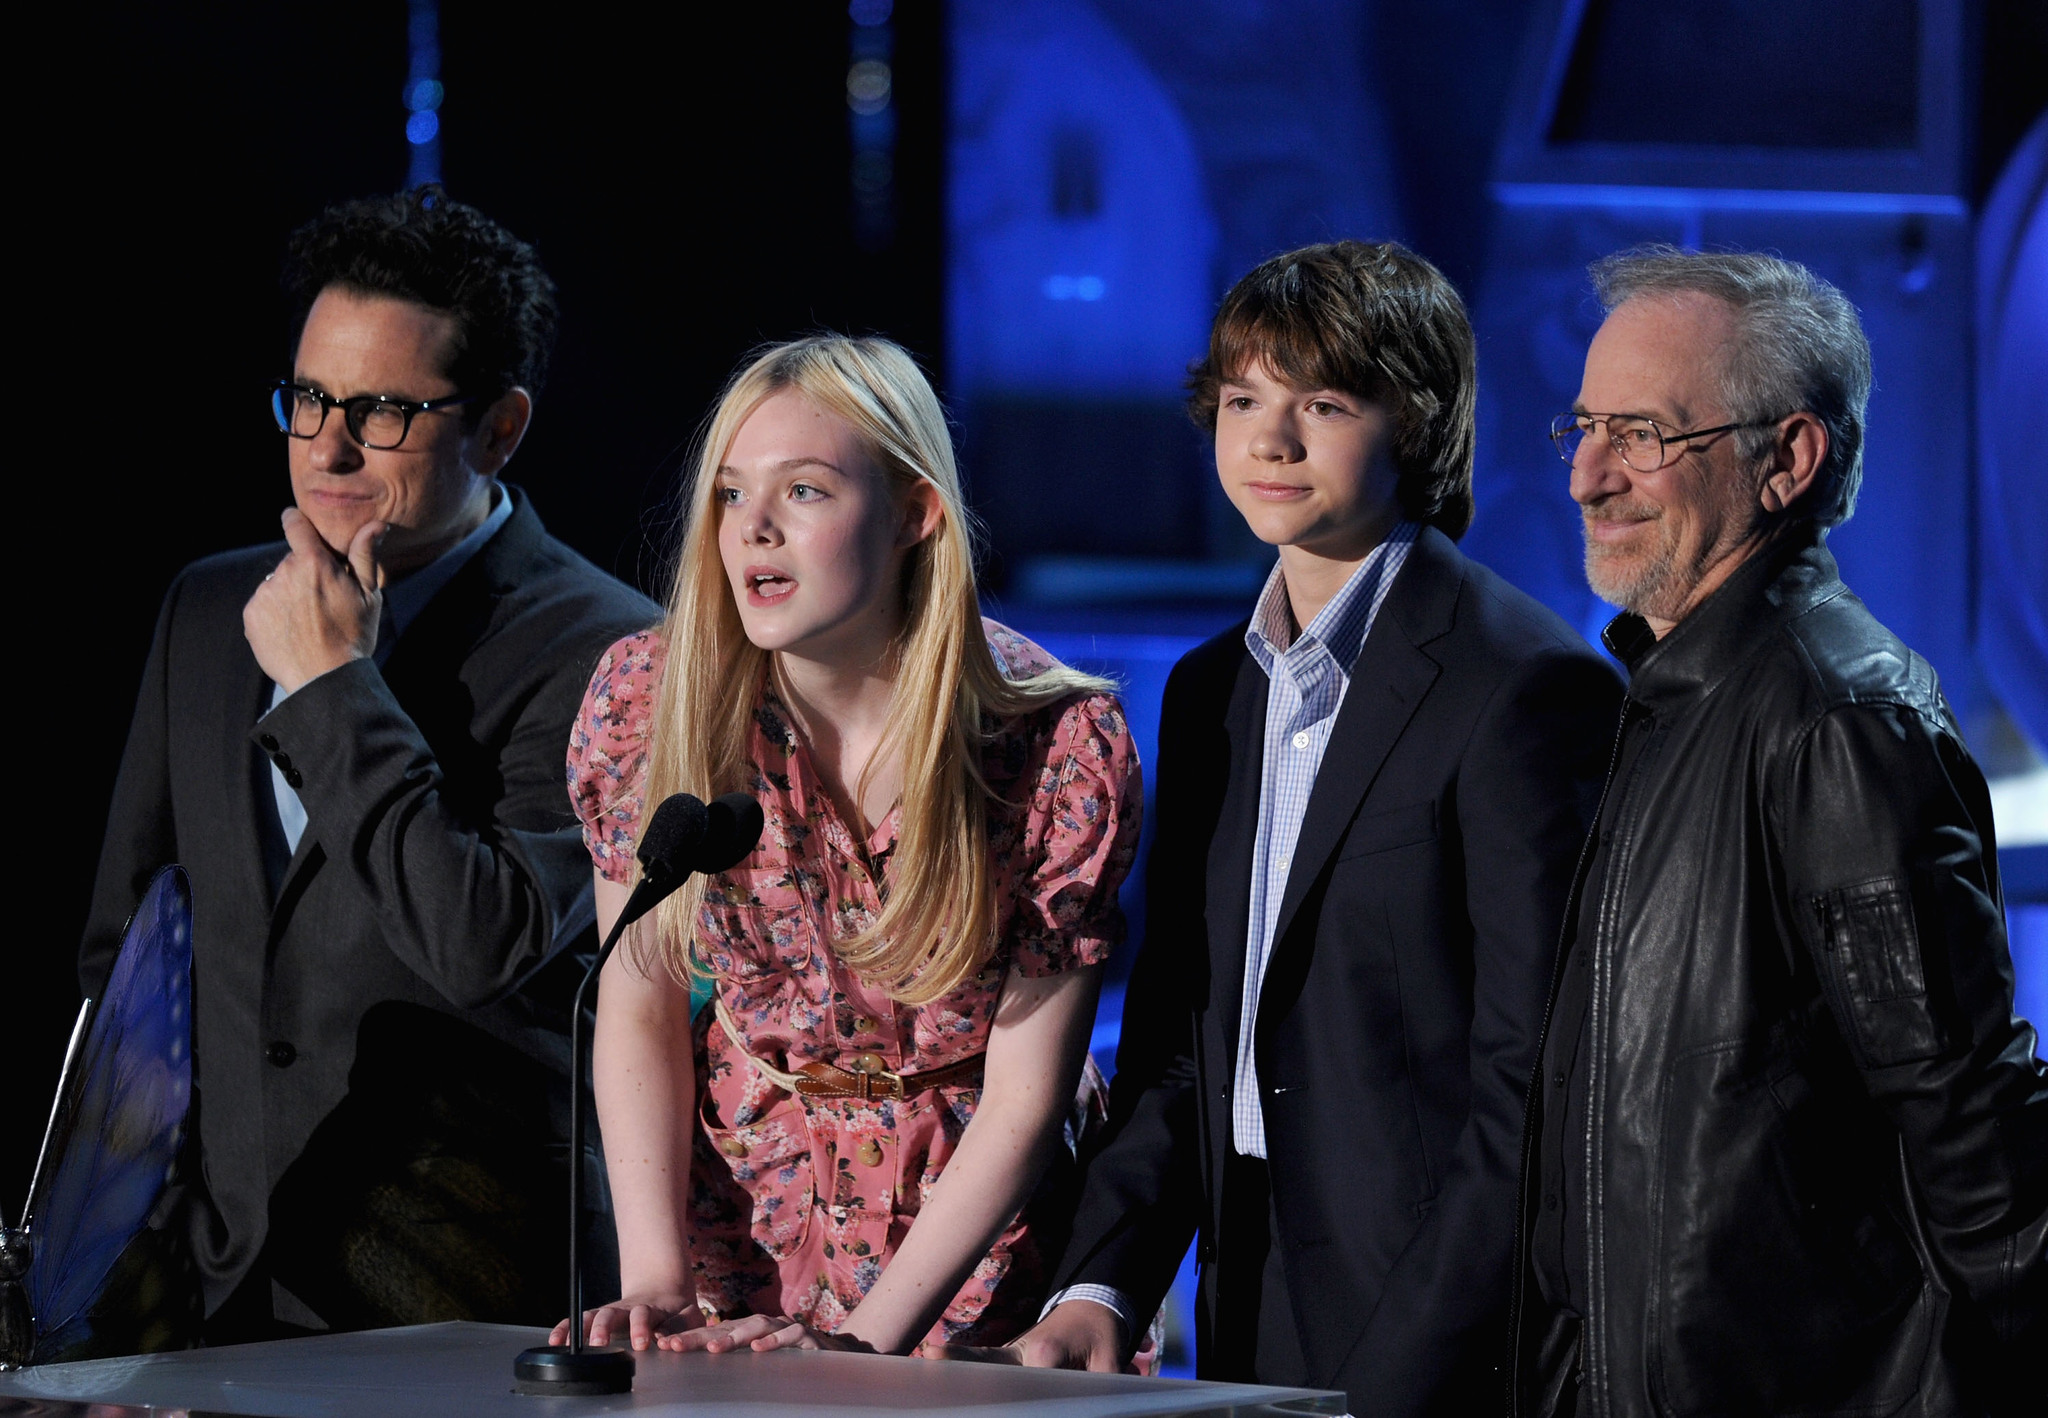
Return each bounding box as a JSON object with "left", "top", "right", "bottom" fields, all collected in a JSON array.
[{"left": 1051, "top": 527, "right": 1621, "bottom": 1412}]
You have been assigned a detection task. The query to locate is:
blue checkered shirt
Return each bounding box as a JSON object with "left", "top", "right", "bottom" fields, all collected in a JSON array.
[
  {"left": 1041, "top": 524, "right": 1416, "bottom": 1342},
  {"left": 1233, "top": 523, "right": 1416, "bottom": 1157}
]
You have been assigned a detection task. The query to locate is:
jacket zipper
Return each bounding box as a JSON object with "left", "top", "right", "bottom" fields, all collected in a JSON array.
[{"left": 1504, "top": 699, "right": 1634, "bottom": 1416}]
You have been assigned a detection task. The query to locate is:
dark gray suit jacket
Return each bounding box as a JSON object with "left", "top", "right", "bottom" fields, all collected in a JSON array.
[
  {"left": 1052, "top": 528, "right": 1622, "bottom": 1413},
  {"left": 81, "top": 487, "right": 658, "bottom": 1323}
]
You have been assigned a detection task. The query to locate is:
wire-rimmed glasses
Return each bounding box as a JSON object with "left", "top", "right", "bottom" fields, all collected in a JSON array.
[{"left": 1550, "top": 411, "right": 1779, "bottom": 472}]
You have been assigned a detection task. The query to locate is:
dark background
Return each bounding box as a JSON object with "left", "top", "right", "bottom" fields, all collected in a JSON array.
[{"left": 8, "top": 0, "right": 956, "bottom": 1216}]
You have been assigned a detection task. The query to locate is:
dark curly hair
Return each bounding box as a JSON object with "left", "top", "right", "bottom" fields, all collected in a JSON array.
[
  {"left": 283, "top": 186, "right": 559, "bottom": 407},
  {"left": 1188, "top": 240, "right": 1477, "bottom": 539}
]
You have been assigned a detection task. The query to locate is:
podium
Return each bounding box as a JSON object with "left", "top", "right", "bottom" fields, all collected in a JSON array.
[{"left": 0, "top": 1321, "right": 1346, "bottom": 1416}]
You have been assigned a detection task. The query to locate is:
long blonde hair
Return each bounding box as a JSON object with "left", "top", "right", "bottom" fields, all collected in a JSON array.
[{"left": 641, "top": 335, "right": 1111, "bottom": 1005}]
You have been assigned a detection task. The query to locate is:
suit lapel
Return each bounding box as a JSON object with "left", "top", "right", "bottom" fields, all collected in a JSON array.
[
  {"left": 1267, "top": 529, "right": 1462, "bottom": 954},
  {"left": 378, "top": 486, "right": 534, "bottom": 703},
  {"left": 1210, "top": 646, "right": 1270, "bottom": 1054}
]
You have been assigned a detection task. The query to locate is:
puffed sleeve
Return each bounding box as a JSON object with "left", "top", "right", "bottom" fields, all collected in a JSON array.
[
  {"left": 983, "top": 617, "right": 1057, "bottom": 678},
  {"left": 566, "top": 629, "right": 668, "bottom": 885},
  {"left": 1007, "top": 691, "right": 1144, "bottom": 976}
]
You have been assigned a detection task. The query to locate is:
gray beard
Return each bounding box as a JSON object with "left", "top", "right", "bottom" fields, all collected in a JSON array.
[{"left": 1583, "top": 519, "right": 1687, "bottom": 622}]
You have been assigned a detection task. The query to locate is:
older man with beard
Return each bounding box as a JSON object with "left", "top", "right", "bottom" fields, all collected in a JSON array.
[{"left": 1509, "top": 246, "right": 2044, "bottom": 1418}]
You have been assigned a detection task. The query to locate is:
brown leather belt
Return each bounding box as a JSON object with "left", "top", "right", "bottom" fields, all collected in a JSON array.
[{"left": 791, "top": 1051, "right": 986, "bottom": 1101}]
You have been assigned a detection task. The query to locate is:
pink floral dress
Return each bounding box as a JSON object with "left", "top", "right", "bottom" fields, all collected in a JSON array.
[{"left": 566, "top": 621, "right": 1141, "bottom": 1349}]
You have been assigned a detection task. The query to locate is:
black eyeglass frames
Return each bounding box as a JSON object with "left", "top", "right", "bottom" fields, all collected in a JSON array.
[{"left": 271, "top": 381, "right": 475, "bottom": 450}]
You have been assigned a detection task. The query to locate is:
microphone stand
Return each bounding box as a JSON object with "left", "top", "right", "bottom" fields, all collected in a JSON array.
[
  {"left": 565, "top": 918, "right": 624, "bottom": 1361},
  {"left": 512, "top": 908, "right": 642, "bottom": 1396},
  {"left": 514, "top": 790, "right": 759, "bottom": 1396}
]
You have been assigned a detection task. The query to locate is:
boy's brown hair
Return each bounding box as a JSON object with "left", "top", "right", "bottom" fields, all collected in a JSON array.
[{"left": 1188, "top": 239, "right": 1477, "bottom": 538}]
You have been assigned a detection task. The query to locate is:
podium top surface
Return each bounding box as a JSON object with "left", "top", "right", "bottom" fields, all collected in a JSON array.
[{"left": 0, "top": 1321, "right": 1346, "bottom": 1417}]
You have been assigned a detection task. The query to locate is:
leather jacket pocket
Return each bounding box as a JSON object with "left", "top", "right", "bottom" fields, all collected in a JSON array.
[
  {"left": 1813, "top": 876, "right": 1945, "bottom": 1067},
  {"left": 1653, "top": 1042, "right": 1929, "bottom": 1416}
]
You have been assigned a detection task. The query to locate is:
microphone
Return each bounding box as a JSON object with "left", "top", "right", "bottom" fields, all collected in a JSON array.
[{"left": 514, "top": 790, "right": 765, "bottom": 1396}]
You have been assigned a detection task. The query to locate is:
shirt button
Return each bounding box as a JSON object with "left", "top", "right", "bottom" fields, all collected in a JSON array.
[
  {"left": 853, "top": 1015, "right": 878, "bottom": 1034},
  {"left": 719, "top": 1136, "right": 749, "bottom": 1158},
  {"left": 1291, "top": 730, "right": 1310, "bottom": 750},
  {"left": 265, "top": 1041, "right": 297, "bottom": 1068},
  {"left": 1553, "top": 1071, "right": 1567, "bottom": 1088},
  {"left": 1544, "top": 1193, "right": 1559, "bottom": 1212},
  {"left": 856, "top": 1139, "right": 885, "bottom": 1168}
]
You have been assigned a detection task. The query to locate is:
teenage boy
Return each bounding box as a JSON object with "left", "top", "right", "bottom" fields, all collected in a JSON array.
[{"left": 1002, "top": 242, "right": 1622, "bottom": 1411}]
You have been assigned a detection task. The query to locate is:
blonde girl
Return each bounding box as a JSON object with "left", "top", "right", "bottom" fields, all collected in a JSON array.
[{"left": 553, "top": 335, "right": 1140, "bottom": 1355}]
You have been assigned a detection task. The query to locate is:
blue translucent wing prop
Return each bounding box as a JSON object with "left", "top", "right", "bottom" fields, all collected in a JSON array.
[{"left": 24, "top": 867, "right": 192, "bottom": 1362}]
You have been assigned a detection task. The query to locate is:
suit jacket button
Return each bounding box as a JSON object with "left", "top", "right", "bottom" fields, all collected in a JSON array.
[
  {"left": 284, "top": 768, "right": 305, "bottom": 790},
  {"left": 266, "top": 1041, "right": 297, "bottom": 1068},
  {"left": 258, "top": 733, "right": 279, "bottom": 751},
  {"left": 274, "top": 752, "right": 293, "bottom": 771}
]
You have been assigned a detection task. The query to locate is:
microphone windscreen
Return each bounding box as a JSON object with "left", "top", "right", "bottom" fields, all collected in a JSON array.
[
  {"left": 700, "top": 793, "right": 766, "bottom": 875},
  {"left": 637, "top": 793, "right": 709, "bottom": 884}
]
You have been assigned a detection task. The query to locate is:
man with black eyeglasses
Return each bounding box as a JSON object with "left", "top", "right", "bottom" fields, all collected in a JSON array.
[
  {"left": 81, "top": 188, "right": 656, "bottom": 1345},
  {"left": 1509, "top": 246, "right": 2043, "bottom": 1417}
]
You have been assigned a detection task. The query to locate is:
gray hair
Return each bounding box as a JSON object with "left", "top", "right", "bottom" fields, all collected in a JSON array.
[{"left": 1589, "top": 246, "right": 1872, "bottom": 528}]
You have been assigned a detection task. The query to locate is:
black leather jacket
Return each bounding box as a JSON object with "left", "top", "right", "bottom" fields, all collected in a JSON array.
[{"left": 1509, "top": 531, "right": 2046, "bottom": 1417}]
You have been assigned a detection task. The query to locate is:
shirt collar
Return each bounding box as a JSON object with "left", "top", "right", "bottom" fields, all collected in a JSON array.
[
  {"left": 1245, "top": 520, "right": 1419, "bottom": 676},
  {"left": 1608, "top": 522, "right": 1841, "bottom": 713},
  {"left": 380, "top": 482, "right": 512, "bottom": 649}
]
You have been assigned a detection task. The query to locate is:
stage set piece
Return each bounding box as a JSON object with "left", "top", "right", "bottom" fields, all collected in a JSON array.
[{"left": 0, "top": 1321, "right": 1345, "bottom": 1416}]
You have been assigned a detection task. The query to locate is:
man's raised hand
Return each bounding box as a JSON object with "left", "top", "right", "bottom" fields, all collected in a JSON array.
[{"left": 243, "top": 508, "right": 385, "bottom": 693}]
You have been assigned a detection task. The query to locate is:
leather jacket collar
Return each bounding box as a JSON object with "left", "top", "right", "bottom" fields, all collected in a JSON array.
[{"left": 1601, "top": 523, "right": 1846, "bottom": 714}]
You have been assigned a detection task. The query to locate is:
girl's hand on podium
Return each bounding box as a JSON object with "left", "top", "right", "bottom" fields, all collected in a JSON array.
[
  {"left": 550, "top": 1292, "right": 706, "bottom": 1352},
  {"left": 661, "top": 1313, "right": 879, "bottom": 1355}
]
